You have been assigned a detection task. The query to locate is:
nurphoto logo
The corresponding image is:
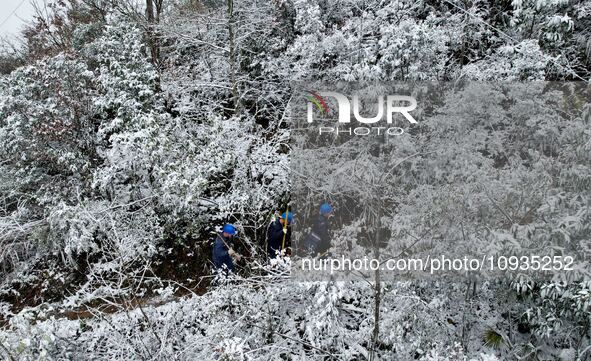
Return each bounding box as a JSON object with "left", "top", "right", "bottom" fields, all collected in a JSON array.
[{"left": 306, "top": 90, "right": 418, "bottom": 136}]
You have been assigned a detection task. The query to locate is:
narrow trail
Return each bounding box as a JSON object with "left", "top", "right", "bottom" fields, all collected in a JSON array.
[
  {"left": 0, "top": 284, "right": 209, "bottom": 327},
  {"left": 0, "top": 244, "right": 265, "bottom": 328},
  {"left": 53, "top": 288, "right": 207, "bottom": 321},
  {"left": 52, "top": 286, "right": 209, "bottom": 322}
]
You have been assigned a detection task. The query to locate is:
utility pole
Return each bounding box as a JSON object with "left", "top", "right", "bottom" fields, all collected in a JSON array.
[{"left": 369, "top": 131, "right": 386, "bottom": 361}]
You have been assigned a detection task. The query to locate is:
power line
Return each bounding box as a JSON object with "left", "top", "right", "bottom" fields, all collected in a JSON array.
[{"left": 0, "top": 0, "right": 28, "bottom": 30}]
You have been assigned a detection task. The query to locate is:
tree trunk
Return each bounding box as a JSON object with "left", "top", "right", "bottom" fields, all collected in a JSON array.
[
  {"left": 146, "top": 0, "right": 154, "bottom": 23},
  {"left": 227, "top": 0, "right": 239, "bottom": 114},
  {"left": 145, "top": 0, "right": 160, "bottom": 71}
]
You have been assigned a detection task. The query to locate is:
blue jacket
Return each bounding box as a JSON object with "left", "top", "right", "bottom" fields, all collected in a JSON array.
[
  {"left": 212, "top": 233, "right": 235, "bottom": 272},
  {"left": 267, "top": 219, "right": 291, "bottom": 258},
  {"left": 304, "top": 214, "right": 331, "bottom": 256}
]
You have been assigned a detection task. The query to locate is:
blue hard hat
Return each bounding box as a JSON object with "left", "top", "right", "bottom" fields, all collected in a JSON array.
[
  {"left": 280, "top": 211, "right": 293, "bottom": 223},
  {"left": 223, "top": 224, "right": 236, "bottom": 235},
  {"left": 320, "top": 203, "right": 333, "bottom": 215}
]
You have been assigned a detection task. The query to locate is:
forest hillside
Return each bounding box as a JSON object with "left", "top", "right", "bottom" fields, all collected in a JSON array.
[{"left": 0, "top": 0, "right": 590, "bottom": 360}]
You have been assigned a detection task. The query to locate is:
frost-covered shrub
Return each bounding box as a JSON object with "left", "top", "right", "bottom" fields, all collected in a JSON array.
[
  {"left": 0, "top": 55, "right": 96, "bottom": 205},
  {"left": 462, "top": 40, "right": 551, "bottom": 80},
  {"left": 0, "top": 279, "right": 511, "bottom": 360},
  {"left": 47, "top": 200, "right": 161, "bottom": 265}
]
